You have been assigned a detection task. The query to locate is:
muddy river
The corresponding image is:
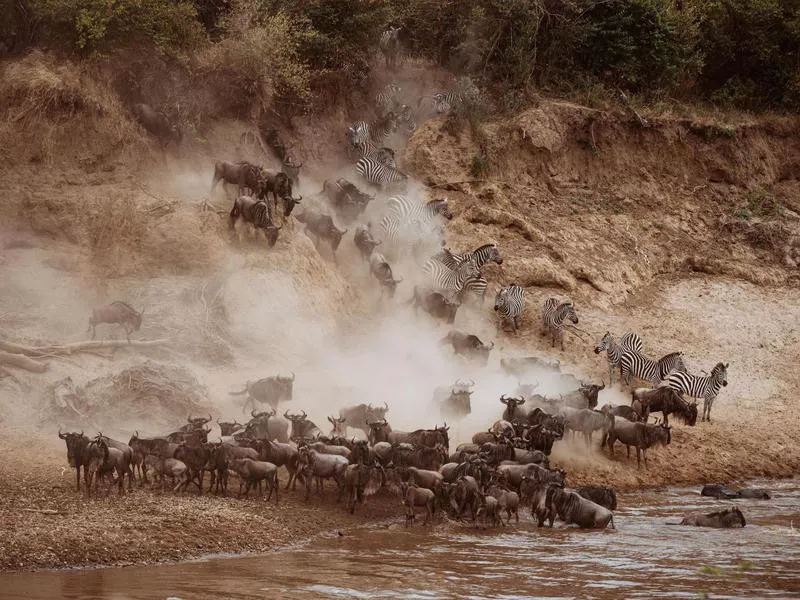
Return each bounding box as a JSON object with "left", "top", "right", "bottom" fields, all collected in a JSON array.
[{"left": 3, "top": 479, "right": 798, "bottom": 599}]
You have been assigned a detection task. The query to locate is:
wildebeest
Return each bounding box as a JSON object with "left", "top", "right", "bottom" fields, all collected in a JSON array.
[
  {"left": 605, "top": 417, "right": 671, "bottom": 467},
  {"left": 527, "top": 481, "right": 558, "bottom": 527},
  {"left": 575, "top": 485, "right": 618, "bottom": 510},
  {"left": 132, "top": 103, "right": 181, "bottom": 148},
  {"left": 145, "top": 455, "right": 190, "bottom": 492},
  {"left": 500, "top": 356, "right": 561, "bottom": 377},
  {"left": 298, "top": 448, "right": 348, "bottom": 500},
  {"left": 500, "top": 395, "right": 528, "bottom": 423},
  {"left": 212, "top": 161, "right": 265, "bottom": 198},
  {"left": 410, "top": 287, "right": 458, "bottom": 324},
  {"left": 701, "top": 484, "right": 740, "bottom": 499},
  {"left": 600, "top": 403, "right": 642, "bottom": 423},
  {"left": 262, "top": 170, "right": 302, "bottom": 218},
  {"left": 229, "top": 195, "right": 282, "bottom": 247},
  {"left": 281, "top": 154, "right": 303, "bottom": 185},
  {"left": 342, "top": 461, "right": 381, "bottom": 514},
  {"left": 241, "top": 409, "right": 290, "bottom": 443},
  {"left": 564, "top": 409, "right": 612, "bottom": 447},
  {"left": 631, "top": 387, "right": 698, "bottom": 426},
  {"left": 228, "top": 457, "right": 279, "bottom": 502},
  {"left": 94, "top": 433, "right": 135, "bottom": 490},
  {"left": 323, "top": 179, "right": 374, "bottom": 222},
  {"left": 439, "top": 330, "right": 494, "bottom": 365},
  {"left": 230, "top": 374, "right": 295, "bottom": 413},
  {"left": 485, "top": 481, "right": 520, "bottom": 524},
  {"left": 562, "top": 382, "right": 606, "bottom": 410},
  {"left": 433, "top": 380, "right": 474, "bottom": 421},
  {"left": 217, "top": 419, "right": 244, "bottom": 437},
  {"left": 295, "top": 209, "right": 348, "bottom": 259},
  {"left": 58, "top": 430, "right": 94, "bottom": 491},
  {"left": 88, "top": 301, "right": 143, "bottom": 342},
  {"left": 477, "top": 494, "right": 503, "bottom": 528},
  {"left": 83, "top": 438, "right": 130, "bottom": 496},
  {"left": 680, "top": 508, "right": 745, "bottom": 528},
  {"left": 738, "top": 487, "right": 771, "bottom": 499},
  {"left": 401, "top": 482, "right": 435, "bottom": 526},
  {"left": 339, "top": 402, "right": 389, "bottom": 438},
  {"left": 284, "top": 410, "right": 322, "bottom": 441},
  {"left": 257, "top": 438, "right": 300, "bottom": 490},
  {"left": 369, "top": 252, "right": 402, "bottom": 299},
  {"left": 497, "top": 463, "right": 565, "bottom": 490},
  {"left": 354, "top": 223, "right": 381, "bottom": 261},
  {"left": 178, "top": 415, "right": 212, "bottom": 433},
  {"left": 548, "top": 487, "right": 615, "bottom": 529}
]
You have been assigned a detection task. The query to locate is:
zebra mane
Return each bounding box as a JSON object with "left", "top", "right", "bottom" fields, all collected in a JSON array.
[
  {"left": 427, "top": 198, "right": 447, "bottom": 206},
  {"left": 472, "top": 243, "right": 496, "bottom": 253},
  {"left": 712, "top": 362, "right": 727, "bottom": 371}
]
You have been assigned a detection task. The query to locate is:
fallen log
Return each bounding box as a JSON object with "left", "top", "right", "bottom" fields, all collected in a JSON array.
[
  {"left": 0, "top": 350, "right": 47, "bottom": 373},
  {"left": 0, "top": 337, "right": 168, "bottom": 358}
]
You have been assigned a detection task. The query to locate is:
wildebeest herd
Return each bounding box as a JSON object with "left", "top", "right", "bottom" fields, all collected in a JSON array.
[{"left": 85, "top": 28, "right": 748, "bottom": 532}]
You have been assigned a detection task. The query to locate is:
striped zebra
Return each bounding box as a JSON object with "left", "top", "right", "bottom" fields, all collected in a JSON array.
[
  {"left": 355, "top": 139, "right": 396, "bottom": 168},
  {"left": 441, "top": 244, "right": 503, "bottom": 271},
  {"left": 457, "top": 275, "right": 489, "bottom": 306},
  {"left": 379, "top": 26, "right": 402, "bottom": 70},
  {"left": 430, "top": 91, "right": 463, "bottom": 114},
  {"left": 541, "top": 298, "right": 578, "bottom": 351},
  {"left": 594, "top": 331, "right": 643, "bottom": 386},
  {"left": 381, "top": 197, "right": 453, "bottom": 246},
  {"left": 398, "top": 104, "right": 417, "bottom": 135},
  {"left": 619, "top": 350, "right": 686, "bottom": 388},
  {"left": 422, "top": 258, "right": 480, "bottom": 302},
  {"left": 355, "top": 157, "right": 408, "bottom": 189},
  {"left": 375, "top": 84, "right": 401, "bottom": 117},
  {"left": 347, "top": 114, "right": 397, "bottom": 150},
  {"left": 667, "top": 362, "right": 729, "bottom": 423},
  {"left": 494, "top": 285, "right": 525, "bottom": 333},
  {"left": 347, "top": 121, "right": 369, "bottom": 148}
]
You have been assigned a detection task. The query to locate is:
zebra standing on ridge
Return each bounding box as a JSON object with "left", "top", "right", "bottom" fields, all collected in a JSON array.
[
  {"left": 379, "top": 26, "right": 402, "bottom": 70},
  {"left": 619, "top": 350, "right": 686, "bottom": 388},
  {"left": 439, "top": 244, "right": 503, "bottom": 271},
  {"left": 423, "top": 258, "right": 480, "bottom": 303},
  {"left": 494, "top": 285, "right": 525, "bottom": 333},
  {"left": 541, "top": 298, "right": 579, "bottom": 351},
  {"left": 355, "top": 157, "right": 408, "bottom": 189},
  {"left": 375, "top": 84, "right": 401, "bottom": 118},
  {"left": 594, "top": 331, "right": 644, "bottom": 386},
  {"left": 667, "top": 362, "right": 729, "bottom": 423},
  {"left": 381, "top": 197, "right": 453, "bottom": 247}
]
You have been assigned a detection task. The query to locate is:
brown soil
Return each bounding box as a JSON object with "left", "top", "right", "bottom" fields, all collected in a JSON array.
[{"left": 1, "top": 55, "right": 799, "bottom": 571}]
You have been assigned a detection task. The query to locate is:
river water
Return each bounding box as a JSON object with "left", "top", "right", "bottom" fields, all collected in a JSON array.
[{"left": 3, "top": 479, "right": 798, "bottom": 600}]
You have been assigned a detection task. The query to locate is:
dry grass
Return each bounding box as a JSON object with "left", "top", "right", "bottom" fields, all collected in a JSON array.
[{"left": 0, "top": 51, "right": 141, "bottom": 165}]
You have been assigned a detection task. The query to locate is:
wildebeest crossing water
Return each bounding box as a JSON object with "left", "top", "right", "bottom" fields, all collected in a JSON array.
[{"left": 2, "top": 479, "right": 797, "bottom": 599}]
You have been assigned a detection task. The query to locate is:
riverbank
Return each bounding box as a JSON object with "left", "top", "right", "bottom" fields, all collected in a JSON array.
[{"left": 3, "top": 423, "right": 799, "bottom": 572}]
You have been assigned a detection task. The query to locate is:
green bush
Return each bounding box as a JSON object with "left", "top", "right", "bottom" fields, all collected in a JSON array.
[{"left": 30, "top": 0, "right": 205, "bottom": 53}]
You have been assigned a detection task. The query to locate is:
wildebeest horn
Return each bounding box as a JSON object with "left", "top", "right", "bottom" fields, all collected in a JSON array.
[
  {"left": 468, "top": 379, "right": 475, "bottom": 387},
  {"left": 489, "top": 341, "right": 495, "bottom": 349},
  {"left": 251, "top": 409, "right": 258, "bottom": 418},
  {"left": 58, "top": 428, "right": 66, "bottom": 439},
  {"left": 300, "top": 409, "right": 307, "bottom": 419},
  {"left": 500, "top": 395, "right": 509, "bottom": 404},
  {"left": 383, "top": 401, "right": 388, "bottom": 410},
  {"left": 294, "top": 196, "right": 302, "bottom": 203},
  {"left": 600, "top": 380, "right": 606, "bottom": 389},
  {"left": 291, "top": 372, "right": 296, "bottom": 381},
  {"left": 327, "top": 416, "right": 334, "bottom": 424},
  {"left": 284, "top": 410, "right": 291, "bottom": 419}
]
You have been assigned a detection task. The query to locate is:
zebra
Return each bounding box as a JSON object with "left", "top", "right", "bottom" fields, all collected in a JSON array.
[
  {"left": 381, "top": 197, "right": 453, "bottom": 246},
  {"left": 375, "top": 84, "right": 401, "bottom": 117},
  {"left": 347, "top": 121, "right": 369, "bottom": 148},
  {"left": 379, "top": 26, "right": 402, "bottom": 70},
  {"left": 418, "top": 91, "right": 463, "bottom": 115},
  {"left": 457, "top": 275, "right": 489, "bottom": 306},
  {"left": 422, "top": 258, "right": 480, "bottom": 302},
  {"left": 355, "top": 157, "right": 408, "bottom": 189},
  {"left": 494, "top": 285, "right": 525, "bottom": 333},
  {"left": 354, "top": 139, "right": 396, "bottom": 168},
  {"left": 667, "top": 362, "right": 729, "bottom": 423},
  {"left": 541, "top": 298, "right": 579, "bottom": 351},
  {"left": 440, "top": 244, "right": 503, "bottom": 271},
  {"left": 369, "top": 112, "right": 398, "bottom": 145},
  {"left": 619, "top": 350, "right": 687, "bottom": 388},
  {"left": 398, "top": 104, "right": 417, "bottom": 135},
  {"left": 594, "top": 331, "right": 644, "bottom": 386}
]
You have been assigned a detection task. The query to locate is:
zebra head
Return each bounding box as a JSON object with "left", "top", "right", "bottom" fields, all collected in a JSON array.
[
  {"left": 485, "top": 244, "right": 502, "bottom": 265},
  {"left": 493, "top": 288, "right": 508, "bottom": 312},
  {"left": 561, "top": 301, "right": 579, "bottom": 324},
  {"left": 431, "top": 198, "right": 453, "bottom": 220},
  {"left": 712, "top": 362, "right": 729, "bottom": 386},
  {"left": 594, "top": 331, "right": 613, "bottom": 354}
]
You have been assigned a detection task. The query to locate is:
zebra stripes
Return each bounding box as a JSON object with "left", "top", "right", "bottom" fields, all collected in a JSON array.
[
  {"left": 494, "top": 285, "right": 525, "bottom": 333},
  {"left": 376, "top": 84, "right": 401, "bottom": 117},
  {"left": 458, "top": 275, "right": 489, "bottom": 305},
  {"left": 380, "top": 197, "right": 453, "bottom": 246},
  {"left": 619, "top": 350, "right": 686, "bottom": 388},
  {"left": 667, "top": 362, "right": 728, "bottom": 422},
  {"left": 398, "top": 104, "right": 417, "bottom": 135},
  {"left": 594, "top": 331, "right": 643, "bottom": 385},
  {"left": 354, "top": 139, "right": 396, "bottom": 168},
  {"left": 542, "top": 298, "right": 578, "bottom": 351},
  {"left": 347, "top": 114, "right": 397, "bottom": 150},
  {"left": 355, "top": 157, "right": 408, "bottom": 189},
  {"left": 442, "top": 244, "right": 503, "bottom": 271},
  {"left": 432, "top": 91, "right": 462, "bottom": 114},
  {"left": 379, "top": 26, "right": 401, "bottom": 70},
  {"left": 422, "top": 258, "right": 480, "bottom": 302}
]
